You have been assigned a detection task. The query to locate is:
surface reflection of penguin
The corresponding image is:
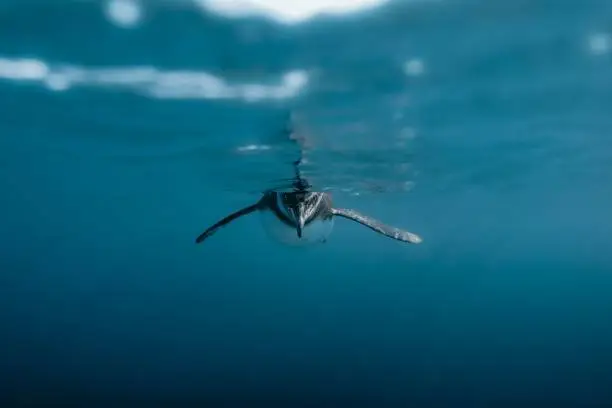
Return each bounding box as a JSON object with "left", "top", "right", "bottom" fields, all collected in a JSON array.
[{"left": 195, "top": 115, "right": 422, "bottom": 246}]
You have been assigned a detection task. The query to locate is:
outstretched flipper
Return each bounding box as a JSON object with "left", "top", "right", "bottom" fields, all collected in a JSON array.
[
  {"left": 331, "top": 208, "right": 422, "bottom": 244},
  {"left": 195, "top": 202, "right": 260, "bottom": 243}
]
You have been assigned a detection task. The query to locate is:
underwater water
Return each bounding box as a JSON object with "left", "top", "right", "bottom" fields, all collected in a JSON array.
[{"left": 1, "top": 0, "right": 612, "bottom": 406}]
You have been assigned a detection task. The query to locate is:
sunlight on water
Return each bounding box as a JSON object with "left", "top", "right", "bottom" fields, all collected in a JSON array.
[
  {"left": 102, "top": 0, "right": 402, "bottom": 27},
  {"left": 194, "top": 0, "right": 391, "bottom": 24},
  {"left": 0, "top": 56, "right": 308, "bottom": 100},
  {"left": 587, "top": 32, "right": 611, "bottom": 55},
  {"left": 403, "top": 58, "right": 426, "bottom": 77},
  {"left": 0, "top": 0, "right": 609, "bottom": 197},
  {"left": 105, "top": 0, "right": 142, "bottom": 28}
]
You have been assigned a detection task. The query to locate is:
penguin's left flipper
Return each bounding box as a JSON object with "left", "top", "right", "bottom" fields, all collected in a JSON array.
[{"left": 331, "top": 208, "right": 422, "bottom": 244}]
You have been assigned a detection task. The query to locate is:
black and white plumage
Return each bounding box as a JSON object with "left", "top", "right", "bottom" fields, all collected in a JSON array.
[
  {"left": 194, "top": 114, "right": 422, "bottom": 246},
  {"left": 194, "top": 190, "right": 422, "bottom": 245}
]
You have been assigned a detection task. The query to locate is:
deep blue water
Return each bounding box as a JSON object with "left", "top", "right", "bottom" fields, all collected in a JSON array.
[{"left": 2, "top": 0, "right": 612, "bottom": 406}]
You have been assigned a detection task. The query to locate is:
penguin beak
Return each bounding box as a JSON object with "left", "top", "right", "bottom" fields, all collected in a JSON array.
[
  {"left": 290, "top": 205, "right": 306, "bottom": 238},
  {"left": 296, "top": 222, "right": 303, "bottom": 238},
  {"left": 297, "top": 215, "right": 305, "bottom": 238}
]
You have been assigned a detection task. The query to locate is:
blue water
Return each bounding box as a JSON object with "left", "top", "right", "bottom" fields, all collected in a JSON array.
[{"left": 2, "top": 0, "right": 612, "bottom": 406}]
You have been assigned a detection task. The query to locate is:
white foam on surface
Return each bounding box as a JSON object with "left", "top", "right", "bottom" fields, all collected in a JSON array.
[
  {"left": 0, "top": 58, "right": 49, "bottom": 80},
  {"left": 403, "top": 58, "right": 425, "bottom": 76},
  {"left": 236, "top": 144, "right": 272, "bottom": 152},
  {"left": 0, "top": 56, "right": 309, "bottom": 101},
  {"left": 104, "top": 0, "right": 142, "bottom": 28},
  {"left": 588, "top": 32, "right": 610, "bottom": 55},
  {"left": 195, "top": 0, "right": 390, "bottom": 24}
]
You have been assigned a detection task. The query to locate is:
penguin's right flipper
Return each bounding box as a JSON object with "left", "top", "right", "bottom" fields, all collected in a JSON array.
[{"left": 195, "top": 202, "right": 260, "bottom": 243}]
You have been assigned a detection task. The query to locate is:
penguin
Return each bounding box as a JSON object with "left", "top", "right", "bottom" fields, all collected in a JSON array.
[
  {"left": 195, "top": 190, "right": 421, "bottom": 245},
  {"left": 194, "top": 114, "right": 422, "bottom": 246}
]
